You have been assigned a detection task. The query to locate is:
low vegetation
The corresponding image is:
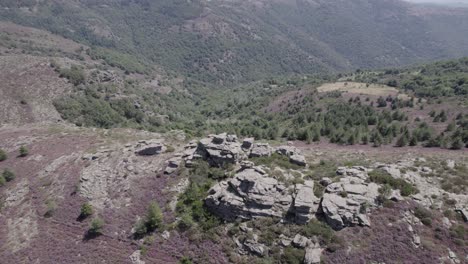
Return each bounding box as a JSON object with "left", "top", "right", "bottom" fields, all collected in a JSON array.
[
  {"left": 0, "top": 149, "right": 7, "bottom": 161},
  {"left": 133, "top": 201, "right": 164, "bottom": 238},
  {"left": 79, "top": 203, "right": 94, "bottom": 219},
  {"left": 19, "top": 146, "right": 28, "bottom": 157},
  {"left": 176, "top": 161, "right": 221, "bottom": 232},
  {"left": 369, "top": 169, "right": 418, "bottom": 196},
  {"left": 87, "top": 217, "right": 104, "bottom": 238},
  {"left": 2, "top": 169, "right": 15, "bottom": 182}
]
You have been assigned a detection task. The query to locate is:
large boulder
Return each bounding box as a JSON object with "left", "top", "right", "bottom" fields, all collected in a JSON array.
[
  {"left": 249, "top": 143, "right": 272, "bottom": 158},
  {"left": 205, "top": 167, "right": 293, "bottom": 220},
  {"left": 321, "top": 167, "right": 379, "bottom": 230},
  {"left": 304, "top": 243, "right": 322, "bottom": 264},
  {"left": 294, "top": 181, "right": 320, "bottom": 224},
  {"left": 196, "top": 133, "right": 247, "bottom": 167},
  {"left": 135, "top": 141, "right": 166, "bottom": 156},
  {"left": 276, "top": 146, "right": 307, "bottom": 166}
]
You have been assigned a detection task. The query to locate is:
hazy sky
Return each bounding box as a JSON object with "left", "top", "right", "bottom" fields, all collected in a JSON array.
[{"left": 405, "top": 0, "right": 468, "bottom": 4}]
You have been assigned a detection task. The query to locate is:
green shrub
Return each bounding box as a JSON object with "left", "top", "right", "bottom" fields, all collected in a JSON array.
[
  {"left": 88, "top": 217, "right": 104, "bottom": 237},
  {"left": 80, "top": 203, "right": 94, "bottom": 218},
  {"left": 179, "top": 257, "right": 193, "bottom": 264},
  {"left": 2, "top": 169, "right": 15, "bottom": 182},
  {"left": 0, "top": 175, "right": 5, "bottom": 186},
  {"left": 281, "top": 247, "right": 305, "bottom": 264},
  {"left": 421, "top": 218, "right": 432, "bottom": 226},
  {"left": 145, "top": 201, "right": 164, "bottom": 232},
  {"left": 250, "top": 153, "right": 302, "bottom": 170},
  {"left": 0, "top": 149, "right": 7, "bottom": 161},
  {"left": 300, "top": 219, "right": 334, "bottom": 245},
  {"left": 19, "top": 146, "right": 28, "bottom": 157},
  {"left": 44, "top": 200, "right": 57, "bottom": 218},
  {"left": 58, "top": 65, "right": 86, "bottom": 86},
  {"left": 369, "top": 169, "right": 418, "bottom": 196},
  {"left": 414, "top": 206, "right": 432, "bottom": 226}
]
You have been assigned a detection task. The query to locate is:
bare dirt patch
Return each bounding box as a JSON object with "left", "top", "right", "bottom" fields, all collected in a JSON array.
[{"left": 317, "top": 82, "right": 399, "bottom": 96}]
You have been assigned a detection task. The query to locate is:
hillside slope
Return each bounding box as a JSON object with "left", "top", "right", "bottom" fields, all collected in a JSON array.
[{"left": 2, "top": 0, "right": 468, "bottom": 84}]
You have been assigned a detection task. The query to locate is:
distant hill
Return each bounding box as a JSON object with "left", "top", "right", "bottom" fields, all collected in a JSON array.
[{"left": 2, "top": 0, "right": 468, "bottom": 85}]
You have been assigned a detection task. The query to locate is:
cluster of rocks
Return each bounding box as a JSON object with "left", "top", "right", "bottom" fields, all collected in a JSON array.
[
  {"left": 320, "top": 166, "right": 380, "bottom": 230},
  {"left": 205, "top": 165, "right": 384, "bottom": 230},
  {"left": 234, "top": 224, "right": 322, "bottom": 264},
  {"left": 377, "top": 159, "right": 468, "bottom": 222},
  {"left": 192, "top": 133, "right": 307, "bottom": 167},
  {"left": 205, "top": 166, "right": 297, "bottom": 220}
]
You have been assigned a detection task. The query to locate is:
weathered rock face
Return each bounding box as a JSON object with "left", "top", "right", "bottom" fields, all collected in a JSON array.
[
  {"left": 276, "top": 146, "right": 307, "bottom": 167},
  {"left": 205, "top": 166, "right": 320, "bottom": 223},
  {"left": 135, "top": 140, "right": 166, "bottom": 156},
  {"left": 249, "top": 143, "right": 272, "bottom": 158},
  {"left": 321, "top": 166, "right": 379, "bottom": 230},
  {"left": 196, "top": 133, "right": 247, "bottom": 167},
  {"left": 205, "top": 167, "right": 294, "bottom": 220},
  {"left": 376, "top": 160, "right": 468, "bottom": 217},
  {"left": 294, "top": 181, "right": 320, "bottom": 224}
]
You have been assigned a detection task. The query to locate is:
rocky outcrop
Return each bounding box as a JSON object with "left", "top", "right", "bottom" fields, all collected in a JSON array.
[
  {"left": 276, "top": 146, "right": 307, "bottom": 166},
  {"left": 377, "top": 160, "right": 468, "bottom": 217},
  {"left": 196, "top": 133, "right": 247, "bottom": 167},
  {"left": 294, "top": 181, "right": 320, "bottom": 224},
  {"left": 321, "top": 167, "right": 379, "bottom": 230},
  {"left": 135, "top": 140, "right": 166, "bottom": 156},
  {"left": 205, "top": 167, "right": 293, "bottom": 220},
  {"left": 205, "top": 164, "right": 320, "bottom": 223},
  {"left": 164, "top": 156, "right": 182, "bottom": 174}
]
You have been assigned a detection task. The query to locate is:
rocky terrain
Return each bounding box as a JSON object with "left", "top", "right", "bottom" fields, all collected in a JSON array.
[
  {"left": 0, "top": 1, "right": 467, "bottom": 263},
  {"left": 1, "top": 127, "right": 466, "bottom": 263}
]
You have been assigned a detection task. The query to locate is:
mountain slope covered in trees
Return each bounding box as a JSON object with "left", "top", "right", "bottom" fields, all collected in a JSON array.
[{"left": 2, "top": 0, "right": 468, "bottom": 85}]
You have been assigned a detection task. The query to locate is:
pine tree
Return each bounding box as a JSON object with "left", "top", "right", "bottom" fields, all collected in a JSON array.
[
  {"left": 451, "top": 136, "right": 464, "bottom": 150},
  {"left": 395, "top": 135, "right": 408, "bottom": 147}
]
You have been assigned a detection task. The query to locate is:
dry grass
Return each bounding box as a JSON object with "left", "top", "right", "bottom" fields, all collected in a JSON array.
[{"left": 317, "top": 82, "right": 399, "bottom": 96}]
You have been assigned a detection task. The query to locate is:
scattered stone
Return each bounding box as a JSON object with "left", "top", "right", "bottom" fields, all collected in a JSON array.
[
  {"left": 442, "top": 217, "right": 452, "bottom": 229},
  {"left": 242, "top": 138, "right": 254, "bottom": 150},
  {"left": 164, "top": 157, "right": 182, "bottom": 174},
  {"left": 455, "top": 209, "right": 467, "bottom": 222},
  {"left": 290, "top": 154, "right": 307, "bottom": 167},
  {"left": 129, "top": 250, "right": 145, "bottom": 264},
  {"left": 292, "top": 234, "right": 310, "bottom": 248},
  {"left": 304, "top": 243, "right": 322, "bottom": 264},
  {"left": 243, "top": 239, "right": 266, "bottom": 257},
  {"left": 413, "top": 235, "right": 420, "bottom": 247},
  {"left": 239, "top": 223, "right": 253, "bottom": 233},
  {"left": 162, "top": 230, "right": 170, "bottom": 240},
  {"left": 319, "top": 177, "right": 332, "bottom": 187},
  {"left": 279, "top": 234, "right": 292, "bottom": 247},
  {"left": 446, "top": 160, "right": 456, "bottom": 169},
  {"left": 421, "top": 166, "right": 432, "bottom": 173},
  {"left": 135, "top": 142, "right": 166, "bottom": 156},
  {"left": 249, "top": 143, "right": 272, "bottom": 158}
]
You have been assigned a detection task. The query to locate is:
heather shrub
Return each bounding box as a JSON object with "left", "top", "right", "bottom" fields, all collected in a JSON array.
[
  {"left": 369, "top": 169, "right": 418, "bottom": 196},
  {"left": 88, "top": 217, "right": 104, "bottom": 237},
  {"left": 19, "top": 146, "right": 28, "bottom": 157},
  {"left": 2, "top": 169, "right": 15, "bottom": 182},
  {"left": 80, "top": 203, "right": 94, "bottom": 219},
  {"left": 0, "top": 149, "right": 7, "bottom": 161},
  {"left": 281, "top": 247, "right": 304, "bottom": 264}
]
